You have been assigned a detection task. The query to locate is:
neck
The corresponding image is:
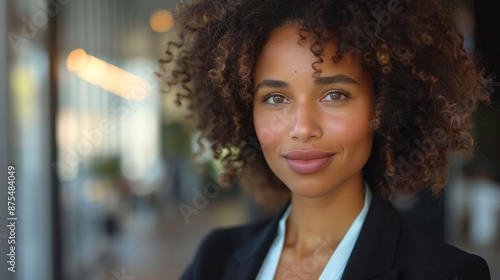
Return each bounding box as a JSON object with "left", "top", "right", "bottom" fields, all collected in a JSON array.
[{"left": 285, "top": 176, "right": 365, "bottom": 255}]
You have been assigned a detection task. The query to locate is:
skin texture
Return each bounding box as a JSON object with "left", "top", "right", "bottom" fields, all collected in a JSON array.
[{"left": 253, "top": 25, "right": 374, "bottom": 279}]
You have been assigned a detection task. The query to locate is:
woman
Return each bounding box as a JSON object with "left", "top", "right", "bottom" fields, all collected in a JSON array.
[{"left": 159, "top": 0, "right": 492, "bottom": 279}]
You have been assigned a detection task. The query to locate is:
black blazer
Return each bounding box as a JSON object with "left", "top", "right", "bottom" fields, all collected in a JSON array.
[{"left": 181, "top": 186, "right": 491, "bottom": 280}]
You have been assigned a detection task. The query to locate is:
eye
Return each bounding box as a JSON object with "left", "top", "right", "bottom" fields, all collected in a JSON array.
[
  {"left": 321, "top": 90, "right": 350, "bottom": 104},
  {"left": 262, "top": 94, "right": 290, "bottom": 105}
]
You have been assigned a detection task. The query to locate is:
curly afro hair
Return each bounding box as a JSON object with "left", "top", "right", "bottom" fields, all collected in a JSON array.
[{"left": 158, "top": 0, "right": 491, "bottom": 209}]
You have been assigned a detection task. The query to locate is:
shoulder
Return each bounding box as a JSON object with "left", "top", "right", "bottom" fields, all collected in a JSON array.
[
  {"left": 195, "top": 218, "right": 270, "bottom": 256},
  {"left": 180, "top": 218, "right": 272, "bottom": 280},
  {"left": 395, "top": 221, "right": 490, "bottom": 280}
]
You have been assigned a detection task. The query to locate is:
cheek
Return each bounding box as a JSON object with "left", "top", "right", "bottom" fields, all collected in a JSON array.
[
  {"left": 325, "top": 111, "right": 373, "bottom": 150},
  {"left": 253, "top": 110, "right": 289, "bottom": 147}
]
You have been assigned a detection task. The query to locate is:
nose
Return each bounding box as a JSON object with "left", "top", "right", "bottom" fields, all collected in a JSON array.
[{"left": 289, "top": 104, "right": 322, "bottom": 142}]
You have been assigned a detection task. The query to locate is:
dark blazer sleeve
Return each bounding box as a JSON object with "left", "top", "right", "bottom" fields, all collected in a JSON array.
[
  {"left": 179, "top": 217, "right": 275, "bottom": 280},
  {"left": 434, "top": 253, "right": 491, "bottom": 280},
  {"left": 341, "top": 185, "right": 492, "bottom": 280},
  {"left": 397, "top": 223, "right": 492, "bottom": 280},
  {"left": 180, "top": 229, "right": 227, "bottom": 280}
]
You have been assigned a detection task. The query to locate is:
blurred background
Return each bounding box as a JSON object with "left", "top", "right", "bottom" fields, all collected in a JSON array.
[{"left": 0, "top": 0, "right": 499, "bottom": 279}]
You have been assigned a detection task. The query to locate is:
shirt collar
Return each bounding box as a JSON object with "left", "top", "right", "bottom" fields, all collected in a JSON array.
[{"left": 256, "top": 182, "right": 372, "bottom": 280}]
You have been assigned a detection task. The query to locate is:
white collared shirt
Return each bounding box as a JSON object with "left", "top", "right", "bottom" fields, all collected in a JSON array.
[{"left": 256, "top": 183, "right": 372, "bottom": 280}]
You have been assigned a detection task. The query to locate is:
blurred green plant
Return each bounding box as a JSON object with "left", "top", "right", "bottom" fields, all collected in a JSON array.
[
  {"left": 162, "top": 121, "right": 191, "bottom": 158},
  {"left": 91, "top": 156, "right": 122, "bottom": 178}
]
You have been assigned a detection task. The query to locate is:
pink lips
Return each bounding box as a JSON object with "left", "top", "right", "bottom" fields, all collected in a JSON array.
[{"left": 283, "top": 150, "right": 334, "bottom": 174}]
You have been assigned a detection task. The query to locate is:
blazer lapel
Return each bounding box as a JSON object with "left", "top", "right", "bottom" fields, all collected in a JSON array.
[
  {"left": 224, "top": 203, "right": 289, "bottom": 280},
  {"left": 341, "top": 186, "right": 402, "bottom": 280},
  {"left": 224, "top": 187, "right": 402, "bottom": 280}
]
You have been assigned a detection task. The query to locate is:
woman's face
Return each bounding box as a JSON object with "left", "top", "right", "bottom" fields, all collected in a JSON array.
[{"left": 253, "top": 25, "right": 374, "bottom": 198}]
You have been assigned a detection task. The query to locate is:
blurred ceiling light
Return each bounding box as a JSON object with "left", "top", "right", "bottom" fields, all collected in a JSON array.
[
  {"left": 66, "top": 48, "right": 151, "bottom": 101},
  {"left": 150, "top": 10, "right": 174, "bottom": 33},
  {"left": 66, "top": 48, "right": 88, "bottom": 72}
]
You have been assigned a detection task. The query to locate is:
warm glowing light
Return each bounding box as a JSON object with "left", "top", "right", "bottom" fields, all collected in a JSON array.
[
  {"left": 66, "top": 48, "right": 89, "bottom": 72},
  {"left": 66, "top": 49, "right": 152, "bottom": 101},
  {"left": 150, "top": 10, "right": 174, "bottom": 33}
]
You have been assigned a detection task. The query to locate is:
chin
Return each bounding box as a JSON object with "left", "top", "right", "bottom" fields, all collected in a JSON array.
[
  {"left": 289, "top": 188, "right": 332, "bottom": 198},
  {"left": 283, "top": 177, "right": 337, "bottom": 198}
]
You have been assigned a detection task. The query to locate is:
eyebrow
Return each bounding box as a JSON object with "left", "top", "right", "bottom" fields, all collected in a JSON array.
[
  {"left": 254, "top": 79, "right": 289, "bottom": 91},
  {"left": 314, "top": 75, "right": 358, "bottom": 86},
  {"left": 254, "top": 74, "right": 358, "bottom": 91}
]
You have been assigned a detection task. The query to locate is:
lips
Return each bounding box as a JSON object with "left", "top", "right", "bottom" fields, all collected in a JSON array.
[{"left": 283, "top": 150, "right": 334, "bottom": 174}]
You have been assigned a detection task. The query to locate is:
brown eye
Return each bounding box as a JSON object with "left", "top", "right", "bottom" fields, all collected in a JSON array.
[
  {"left": 272, "top": 96, "right": 285, "bottom": 103},
  {"left": 328, "top": 93, "right": 342, "bottom": 100},
  {"left": 263, "top": 94, "right": 290, "bottom": 105},
  {"left": 321, "top": 90, "right": 350, "bottom": 104}
]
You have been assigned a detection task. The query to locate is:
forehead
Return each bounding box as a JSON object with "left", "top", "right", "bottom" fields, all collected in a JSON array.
[{"left": 254, "top": 25, "right": 365, "bottom": 82}]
